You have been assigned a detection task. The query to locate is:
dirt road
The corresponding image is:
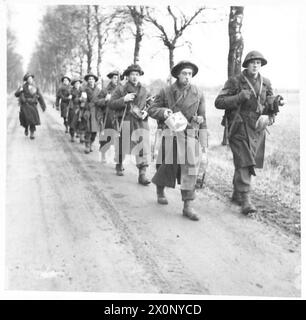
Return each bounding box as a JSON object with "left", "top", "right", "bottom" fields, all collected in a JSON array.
[{"left": 6, "top": 97, "right": 301, "bottom": 296}]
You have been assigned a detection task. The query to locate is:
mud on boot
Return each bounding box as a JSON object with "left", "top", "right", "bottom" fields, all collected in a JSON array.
[
  {"left": 156, "top": 185, "right": 168, "bottom": 205},
  {"left": 182, "top": 200, "right": 199, "bottom": 221},
  {"left": 241, "top": 192, "right": 256, "bottom": 215}
]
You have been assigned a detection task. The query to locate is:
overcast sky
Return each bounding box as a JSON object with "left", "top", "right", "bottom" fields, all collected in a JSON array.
[{"left": 7, "top": 0, "right": 303, "bottom": 89}]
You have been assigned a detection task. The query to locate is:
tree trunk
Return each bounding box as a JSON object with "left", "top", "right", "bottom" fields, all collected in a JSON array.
[
  {"left": 133, "top": 24, "right": 143, "bottom": 64},
  {"left": 94, "top": 5, "right": 102, "bottom": 77},
  {"left": 168, "top": 46, "right": 175, "bottom": 84},
  {"left": 222, "top": 6, "right": 244, "bottom": 146},
  {"left": 86, "top": 5, "right": 93, "bottom": 73},
  {"left": 228, "top": 6, "right": 244, "bottom": 78}
]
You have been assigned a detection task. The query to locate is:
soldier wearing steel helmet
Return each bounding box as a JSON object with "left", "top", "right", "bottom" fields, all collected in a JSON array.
[{"left": 215, "top": 50, "right": 285, "bottom": 215}]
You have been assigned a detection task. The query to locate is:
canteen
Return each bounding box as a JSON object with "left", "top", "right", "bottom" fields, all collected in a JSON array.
[
  {"left": 165, "top": 111, "right": 188, "bottom": 132},
  {"left": 255, "top": 115, "right": 270, "bottom": 132}
]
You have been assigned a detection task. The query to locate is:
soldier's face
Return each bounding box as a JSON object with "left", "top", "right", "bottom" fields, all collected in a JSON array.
[
  {"left": 74, "top": 81, "right": 81, "bottom": 89},
  {"left": 27, "top": 77, "right": 34, "bottom": 85},
  {"left": 63, "top": 78, "right": 69, "bottom": 86},
  {"left": 111, "top": 75, "right": 119, "bottom": 86},
  {"left": 247, "top": 59, "right": 262, "bottom": 75},
  {"left": 177, "top": 68, "right": 193, "bottom": 85},
  {"left": 88, "top": 77, "right": 96, "bottom": 87},
  {"left": 128, "top": 72, "right": 140, "bottom": 86}
]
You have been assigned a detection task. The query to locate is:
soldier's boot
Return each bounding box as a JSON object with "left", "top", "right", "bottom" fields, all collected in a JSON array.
[
  {"left": 24, "top": 127, "right": 29, "bottom": 136},
  {"left": 89, "top": 142, "right": 93, "bottom": 152},
  {"left": 65, "top": 124, "right": 69, "bottom": 133},
  {"left": 30, "top": 131, "right": 35, "bottom": 140},
  {"left": 76, "top": 132, "right": 80, "bottom": 138},
  {"left": 156, "top": 185, "right": 168, "bottom": 205},
  {"left": 138, "top": 167, "right": 151, "bottom": 186},
  {"left": 240, "top": 192, "right": 256, "bottom": 215},
  {"left": 231, "top": 190, "right": 242, "bottom": 206},
  {"left": 115, "top": 163, "right": 124, "bottom": 176},
  {"left": 182, "top": 200, "right": 200, "bottom": 221},
  {"left": 70, "top": 134, "right": 74, "bottom": 142},
  {"left": 101, "top": 152, "right": 107, "bottom": 163},
  {"left": 80, "top": 133, "right": 85, "bottom": 143},
  {"left": 84, "top": 142, "right": 90, "bottom": 154}
]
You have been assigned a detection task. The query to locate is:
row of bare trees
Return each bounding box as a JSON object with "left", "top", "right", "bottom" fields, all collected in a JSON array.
[
  {"left": 27, "top": 5, "right": 224, "bottom": 92},
  {"left": 7, "top": 27, "right": 24, "bottom": 92}
]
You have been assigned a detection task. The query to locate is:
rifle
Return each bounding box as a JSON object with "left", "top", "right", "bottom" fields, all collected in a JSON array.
[{"left": 221, "top": 112, "right": 229, "bottom": 145}]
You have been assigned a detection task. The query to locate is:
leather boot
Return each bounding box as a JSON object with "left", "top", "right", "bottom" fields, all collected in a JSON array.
[
  {"left": 138, "top": 167, "right": 151, "bottom": 185},
  {"left": 65, "top": 124, "right": 69, "bottom": 133},
  {"left": 231, "top": 190, "right": 242, "bottom": 206},
  {"left": 89, "top": 142, "right": 93, "bottom": 152},
  {"left": 24, "top": 128, "right": 29, "bottom": 136},
  {"left": 183, "top": 200, "right": 199, "bottom": 221},
  {"left": 101, "top": 152, "right": 107, "bottom": 163},
  {"left": 70, "top": 135, "right": 74, "bottom": 142},
  {"left": 84, "top": 142, "right": 90, "bottom": 154},
  {"left": 116, "top": 164, "right": 124, "bottom": 176},
  {"left": 30, "top": 131, "right": 35, "bottom": 140},
  {"left": 157, "top": 185, "right": 168, "bottom": 205},
  {"left": 80, "top": 133, "right": 85, "bottom": 143},
  {"left": 241, "top": 192, "right": 256, "bottom": 215}
]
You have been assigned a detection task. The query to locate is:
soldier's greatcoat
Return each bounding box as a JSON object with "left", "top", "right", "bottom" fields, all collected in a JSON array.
[
  {"left": 15, "top": 83, "right": 46, "bottom": 127},
  {"left": 148, "top": 81, "right": 207, "bottom": 189},
  {"left": 56, "top": 84, "right": 71, "bottom": 118},
  {"left": 96, "top": 81, "right": 119, "bottom": 134},
  {"left": 108, "top": 81, "right": 151, "bottom": 152},
  {"left": 215, "top": 69, "right": 274, "bottom": 170},
  {"left": 82, "top": 84, "right": 100, "bottom": 133},
  {"left": 69, "top": 87, "right": 86, "bottom": 131}
]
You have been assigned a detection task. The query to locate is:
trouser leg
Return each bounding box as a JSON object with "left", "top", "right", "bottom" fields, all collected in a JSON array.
[{"left": 233, "top": 167, "right": 251, "bottom": 193}]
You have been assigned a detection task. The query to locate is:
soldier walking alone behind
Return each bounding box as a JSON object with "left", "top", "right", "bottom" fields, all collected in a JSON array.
[
  {"left": 55, "top": 75, "right": 72, "bottom": 133},
  {"left": 215, "top": 51, "right": 285, "bottom": 215},
  {"left": 15, "top": 72, "right": 46, "bottom": 140},
  {"left": 148, "top": 61, "right": 208, "bottom": 221}
]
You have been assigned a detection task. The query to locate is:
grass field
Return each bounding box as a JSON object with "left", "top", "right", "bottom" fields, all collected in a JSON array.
[{"left": 203, "top": 90, "right": 300, "bottom": 236}]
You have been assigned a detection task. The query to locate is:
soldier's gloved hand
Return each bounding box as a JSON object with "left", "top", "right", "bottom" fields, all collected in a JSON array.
[
  {"left": 163, "top": 109, "right": 173, "bottom": 119},
  {"left": 238, "top": 89, "right": 251, "bottom": 103},
  {"left": 124, "top": 93, "right": 136, "bottom": 102},
  {"left": 105, "top": 93, "right": 111, "bottom": 102}
]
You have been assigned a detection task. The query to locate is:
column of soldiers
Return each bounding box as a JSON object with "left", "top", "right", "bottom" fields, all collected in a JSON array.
[{"left": 15, "top": 50, "right": 285, "bottom": 221}]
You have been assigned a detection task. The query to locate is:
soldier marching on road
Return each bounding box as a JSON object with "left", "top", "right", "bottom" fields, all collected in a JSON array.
[
  {"left": 108, "top": 64, "right": 152, "bottom": 185},
  {"left": 15, "top": 72, "right": 46, "bottom": 140},
  {"left": 82, "top": 72, "right": 101, "bottom": 154},
  {"left": 148, "top": 61, "right": 208, "bottom": 221},
  {"left": 56, "top": 75, "right": 72, "bottom": 133},
  {"left": 215, "top": 50, "right": 285, "bottom": 215},
  {"left": 96, "top": 70, "right": 121, "bottom": 163},
  {"left": 68, "top": 78, "right": 84, "bottom": 143}
]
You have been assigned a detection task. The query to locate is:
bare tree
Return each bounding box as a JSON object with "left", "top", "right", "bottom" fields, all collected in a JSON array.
[
  {"left": 222, "top": 6, "right": 244, "bottom": 146},
  {"left": 228, "top": 6, "right": 244, "bottom": 78},
  {"left": 111, "top": 6, "right": 147, "bottom": 64},
  {"left": 93, "top": 6, "right": 114, "bottom": 77},
  {"left": 145, "top": 6, "right": 207, "bottom": 75}
]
